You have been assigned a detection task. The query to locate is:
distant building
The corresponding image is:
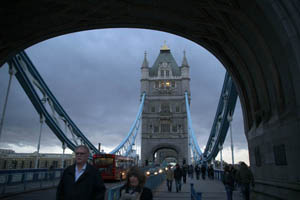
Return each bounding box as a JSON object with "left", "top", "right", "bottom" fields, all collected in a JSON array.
[{"left": 0, "top": 149, "right": 74, "bottom": 169}]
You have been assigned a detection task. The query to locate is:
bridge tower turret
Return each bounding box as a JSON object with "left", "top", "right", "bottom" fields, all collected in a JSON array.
[{"left": 141, "top": 51, "right": 149, "bottom": 94}]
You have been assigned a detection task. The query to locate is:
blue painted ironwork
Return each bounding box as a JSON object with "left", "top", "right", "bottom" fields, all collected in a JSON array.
[
  {"left": 203, "top": 72, "right": 238, "bottom": 162},
  {"left": 7, "top": 51, "right": 99, "bottom": 153},
  {"left": 110, "top": 93, "right": 145, "bottom": 156},
  {"left": 185, "top": 92, "right": 203, "bottom": 163}
]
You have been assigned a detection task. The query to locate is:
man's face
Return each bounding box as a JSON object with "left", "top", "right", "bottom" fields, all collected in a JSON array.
[{"left": 75, "top": 147, "right": 89, "bottom": 165}]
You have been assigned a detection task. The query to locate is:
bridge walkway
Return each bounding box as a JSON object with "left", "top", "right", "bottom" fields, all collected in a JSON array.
[
  {"left": 1, "top": 177, "right": 242, "bottom": 200},
  {"left": 153, "top": 177, "right": 241, "bottom": 200}
]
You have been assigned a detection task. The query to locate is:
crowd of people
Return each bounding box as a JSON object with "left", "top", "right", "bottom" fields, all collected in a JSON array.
[
  {"left": 165, "top": 161, "right": 254, "bottom": 200},
  {"left": 55, "top": 144, "right": 253, "bottom": 200}
]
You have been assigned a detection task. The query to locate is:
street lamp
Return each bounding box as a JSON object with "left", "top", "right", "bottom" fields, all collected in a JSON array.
[{"left": 227, "top": 113, "right": 234, "bottom": 165}]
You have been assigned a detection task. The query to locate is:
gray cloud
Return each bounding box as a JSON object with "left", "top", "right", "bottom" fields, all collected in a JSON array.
[{"left": 0, "top": 29, "right": 248, "bottom": 160}]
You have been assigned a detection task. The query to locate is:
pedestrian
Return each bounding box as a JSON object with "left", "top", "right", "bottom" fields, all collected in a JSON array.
[
  {"left": 222, "top": 165, "right": 234, "bottom": 200},
  {"left": 182, "top": 164, "right": 188, "bottom": 183},
  {"left": 207, "top": 165, "right": 214, "bottom": 179},
  {"left": 120, "top": 166, "right": 153, "bottom": 200},
  {"left": 188, "top": 165, "right": 194, "bottom": 179},
  {"left": 173, "top": 164, "right": 183, "bottom": 192},
  {"left": 230, "top": 165, "right": 238, "bottom": 190},
  {"left": 166, "top": 165, "right": 174, "bottom": 192},
  {"left": 195, "top": 165, "right": 201, "bottom": 180},
  {"left": 235, "top": 162, "right": 254, "bottom": 200},
  {"left": 201, "top": 164, "right": 206, "bottom": 180},
  {"left": 56, "top": 145, "right": 106, "bottom": 200}
]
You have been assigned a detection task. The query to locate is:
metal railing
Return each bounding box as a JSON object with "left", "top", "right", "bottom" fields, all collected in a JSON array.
[
  {"left": 0, "top": 168, "right": 63, "bottom": 197},
  {"left": 214, "top": 169, "right": 224, "bottom": 181}
]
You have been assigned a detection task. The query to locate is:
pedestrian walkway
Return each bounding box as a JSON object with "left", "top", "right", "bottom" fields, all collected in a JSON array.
[{"left": 153, "top": 177, "right": 241, "bottom": 200}]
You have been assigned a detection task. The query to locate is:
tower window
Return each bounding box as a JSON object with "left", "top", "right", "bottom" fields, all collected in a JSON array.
[
  {"left": 166, "top": 70, "right": 169, "bottom": 77},
  {"left": 172, "top": 81, "right": 175, "bottom": 87},
  {"left": 172, "top": 125, "right": 177, "bottom": 132},
  {"left": 161, "top": 103, "right": 170, "bottom": 113},
  {"left": 161, "top": 124, "right": 170, "bottom": 133},
  {"left": 160, "top": 70, "right": 164, "bottom": 77},
  {"left": 166, "top": 81, "right": 170, "bottom": 87},
  {"left": 151, "top": 106, "right": 155, "bottom": 112},
  {"left": 273, "top": 144, "right": 287, "bottom": 166}
]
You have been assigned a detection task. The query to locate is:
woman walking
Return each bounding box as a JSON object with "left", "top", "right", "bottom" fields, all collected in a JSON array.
[{"left": 120, "top": 166, "right": 153, "bottom": 200}]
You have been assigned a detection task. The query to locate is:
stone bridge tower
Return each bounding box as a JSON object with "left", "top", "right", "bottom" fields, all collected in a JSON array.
[{"left": 140, "top": 44, "right": 191, "bottom": 166}]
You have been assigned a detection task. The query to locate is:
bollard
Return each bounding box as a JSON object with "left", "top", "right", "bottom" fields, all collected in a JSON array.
[{"left": 190, "top": 183, "right": 202, "bottom": 200}]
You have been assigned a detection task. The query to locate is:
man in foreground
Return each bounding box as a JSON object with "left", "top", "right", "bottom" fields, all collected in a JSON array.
[{"left": 56, "top": 145, "right": 106, "bottom": 200}]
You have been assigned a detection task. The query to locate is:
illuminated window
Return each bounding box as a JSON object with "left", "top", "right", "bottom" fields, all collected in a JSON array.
[{"left": 166, "top": 81, "right": 170, "bottom": 87}]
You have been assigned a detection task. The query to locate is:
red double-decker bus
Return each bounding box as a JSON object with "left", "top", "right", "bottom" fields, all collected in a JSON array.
[{"left": 93, "top": 154, "right": 135, "bottom": 181}]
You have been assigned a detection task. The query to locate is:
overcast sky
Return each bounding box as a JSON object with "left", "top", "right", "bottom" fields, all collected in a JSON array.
[{"left": 0, "top": 28, "right": 249, "bottom": 164}]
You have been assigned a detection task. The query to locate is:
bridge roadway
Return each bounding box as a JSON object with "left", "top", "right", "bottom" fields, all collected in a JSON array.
[{"left": 1, "top": 177, "right": 241, "bottom": 200}]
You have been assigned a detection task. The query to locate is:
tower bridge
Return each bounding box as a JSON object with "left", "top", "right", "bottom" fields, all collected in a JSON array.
[
  {"left": 141, "top": 44, "right": 190, "bottom": 166},
  {"left": 0, "top": 1, "right": 300, "bottom": 199}
]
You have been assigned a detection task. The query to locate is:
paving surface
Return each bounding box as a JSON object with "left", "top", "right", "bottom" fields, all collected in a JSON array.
[{"left": 152, "top": 177, "right": 241, "bottom": 200}]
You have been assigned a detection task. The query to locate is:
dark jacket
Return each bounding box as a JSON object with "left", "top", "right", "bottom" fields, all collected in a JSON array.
[
  {"left": 235, "top": 165, "right": 254, "bottom": 186},
  {"left": 174, "top": 167, "right": 182, "bottom": 180},
  {"left": 120, "top": 185, "right": 153, "bottom": 200},
  {"left": 182, "top": 165, "right": 188, "bottom": 176},
  {"left": 222, "top": 171, "right": 234, "bottom": 189},
  {"left": 56, "top": 163, "right": 106, "bottom": 200}
]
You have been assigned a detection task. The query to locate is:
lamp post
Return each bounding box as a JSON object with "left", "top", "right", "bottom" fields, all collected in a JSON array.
[
  {"left": 219, "top": 143, "right": 223, "bottom": 169},
  {"left": 61, "top": 142, "right": 66, "bottom": 168},
  {"left": 228, "top": 113, "right": 234, "bottom": 165},
  {"left": 35, "top": 114, "right": 45, "bottom": 169}
]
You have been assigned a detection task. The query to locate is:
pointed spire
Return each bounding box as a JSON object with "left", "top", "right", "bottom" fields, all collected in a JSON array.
[
  {"left": 141, "top": 51, "right": 149, "bottom": 68},
  {"left": 160, "top": 41, "right": 170, "bottom": 51},
  {"left": 182, "top": 50, "right": 189, "bottom": 67}
]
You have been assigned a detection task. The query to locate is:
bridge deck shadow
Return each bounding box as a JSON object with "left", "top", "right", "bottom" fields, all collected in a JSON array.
[{"left": 153, "top": 177, "right": 241, "bottom": 200}]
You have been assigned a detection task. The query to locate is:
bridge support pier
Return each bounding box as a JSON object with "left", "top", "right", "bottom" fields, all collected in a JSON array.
[{"left": 247, "top": 117, "right": 300, "bottom": 199}]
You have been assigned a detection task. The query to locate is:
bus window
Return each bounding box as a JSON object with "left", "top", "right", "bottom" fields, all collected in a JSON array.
[{"left": 94, "top": 158, "right": 114, "bottom": 168}]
